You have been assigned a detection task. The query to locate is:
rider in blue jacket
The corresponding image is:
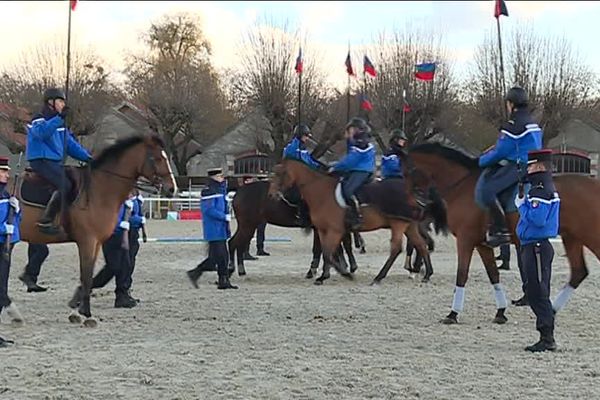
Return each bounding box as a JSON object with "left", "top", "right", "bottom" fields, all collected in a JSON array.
[
  {"left": 329, "top": 117, "right": 376, "bottom": 230},
  {"left": 26, "top": 88, "right": 93, "bottom": 235},
  {"left": 381, "top": 129, "right": 408, "bottom": 179},
  {"left": 475, "top": 86, "right": 543, "bottom": 247}
]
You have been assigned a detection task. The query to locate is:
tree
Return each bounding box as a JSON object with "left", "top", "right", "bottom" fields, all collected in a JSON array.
[
  {"left": 126, "top": 13, "right": 234, "bottom": 175},
  {"left": 367, "top": 25, "right": 457, "bottom": 147},
  {"left": 468, "top": 25, "right": 598, "bottom": 145},
  {"left": 0, "top": 42, "right": 118, "bottom": 137},
  {"left": 227, "top": 18, "right": 332, "bottom": 159}
]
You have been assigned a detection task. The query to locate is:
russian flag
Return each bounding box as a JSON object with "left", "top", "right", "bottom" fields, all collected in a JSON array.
[
  {"left": 363, "top": 55, "right": 376, "bottom": 77},
  {"left": 360, "top": 94, "right": 373, "bottom": 112},
  {"left": 295, "top": 48, "right": 303, "bottom": 74},
  {"left": 494, "top": 0, "right": 509, "bottom": 18},
  {"left": 71, "top": 0, "right": 78, "bottom": 11},
  {"left": 415, "top": 63, "right": 436, "bottom": 81},
  {"left": 345, "top": 52, "right": 355, "bottom": 76}
]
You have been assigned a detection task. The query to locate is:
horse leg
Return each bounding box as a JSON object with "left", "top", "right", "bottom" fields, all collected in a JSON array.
[
  {"left": 553, "top": 235, "right": 586, "bottom": 313},
  {"left": 441, "top": 237, "right": 475, "bottom": 325},
  {"left": 342, "top": 232, "right": 359, "bottom": 273},
  {"left": 75, "top": 239, "right": 99, "bottom": 327},
  {"left": 315, "top": 229, "right": 351, "bottom": 285},
  {"left": 335, "top": 244, "right": 349, "bottom": 272},
  {"left": 476, "top": 245, "right": 508, "bottom": 324},
  {"left": 371, "top": 221, "right": 407, "bottom": 285},
  {"left": 307, "top": 228, "right": 321, "bottom": 279},
  {"left": 354, "top": 232, "right": 366, "bottom": 254},
  {"left": 405, "top": 223, "right": 434, "bottom": 283},
  {"left": 403, "top": 238, "right": 414, "bottom": 273}
]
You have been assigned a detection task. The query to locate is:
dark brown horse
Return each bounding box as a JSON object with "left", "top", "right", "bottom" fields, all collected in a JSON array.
[
  {"left": 19, "top": 136, "right": 177, "bottom": 326},
  {"left": 407, "top": 142, "right": 600, "bottom": 324},
  {"left": 270, "top": 159, "right": 447, "bottom": 284},
  {"left": 228, "top": 180, "right": 360, "bottom": 277}
]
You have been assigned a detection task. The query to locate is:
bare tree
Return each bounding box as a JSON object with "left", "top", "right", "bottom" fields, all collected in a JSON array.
[
  {"left": 0, "top": 42, "right": 118, "bottom": 136},
  {"left": 367, "top": 25, "right": 457, "bottom": 146},
  {"left": 469, "top": 25, "right": 598, "bottom": 144},
  {"left": 126, "top": 13, "right": 234, "bottom": 175},
  {"left": 227, "top": 18, "right": 332, "bottom": 159}
]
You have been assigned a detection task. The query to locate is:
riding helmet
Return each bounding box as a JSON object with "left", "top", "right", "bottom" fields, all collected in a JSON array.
[
  {"left": 293, "top": 124, "right": 312, "bottom": 138},
  {"left": 505, "top": 86, "right": 528, "bottom": 107},
  {"left": 43, "top": 87, "right": 66, "bottom": 103},
  {"left": 345, "top": 117, "right": 371, "bottom": 135},
  {"left": 389, "top": 128, "right": 408, "bottom": 143}
]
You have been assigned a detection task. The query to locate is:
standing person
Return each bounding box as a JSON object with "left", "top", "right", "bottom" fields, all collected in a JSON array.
[
  {"left": 127, "top": 189, "right": 147, "bottom": 300},
  {"left": 0, "top": 156, "right": 23, "bottom": 347},
  {"left": 187, "top": 168, "right": 237, "bottom": 290},
  {"left": 515, "top": 149, "right": 560, "bottom": 352},
  {"left": 18, "top": 244, "right": 50, "bottom": 292},
  {"left": 496, "top": 244, "right": 511, "bottom": 271}
]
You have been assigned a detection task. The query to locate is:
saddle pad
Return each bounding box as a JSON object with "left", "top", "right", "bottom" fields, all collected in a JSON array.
[{"left": 18, "top": 168, "right": 82, "bottom": 208}]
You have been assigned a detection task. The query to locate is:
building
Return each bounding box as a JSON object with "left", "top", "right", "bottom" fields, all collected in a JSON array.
[{"left": 547, "top": 119, "right": 599, "bottom": 177}]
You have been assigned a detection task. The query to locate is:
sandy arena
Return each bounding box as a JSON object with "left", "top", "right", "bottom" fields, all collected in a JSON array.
[{"left": 1, "top": 220, "right": 599, "bottom": 399}]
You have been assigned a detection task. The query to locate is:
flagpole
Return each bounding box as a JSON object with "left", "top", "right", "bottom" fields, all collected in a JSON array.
[
  {"left": 298, "top": 69, "right": 302, "bottom": 127},
  {"left": 402, "top": 89, "right": 406, "bottom": 133},
  {"left": 61, "top": 0, "right": 73, "bottom": 225},
  {"left": 496, "top": 16, "right": 507, "bottom": 119},
  {"left": 346, "top": 42, "right": 351, "bottom": 123}
]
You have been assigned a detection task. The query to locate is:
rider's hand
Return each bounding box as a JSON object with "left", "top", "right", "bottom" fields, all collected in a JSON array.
[
  {"left": 225, "top": 215, "right": 232, "bottom": 222},
  {"left": 119, "top": 221, "right": 130, "bottom": 231},
  {"left": 327, "top": 167, "right": 335, "bottom": 174},
  {"left": 514, "top": 194, "right": 526, "bottom": 208},
  {"left": 9, "top": 197, "right": 19, "bottom": 213},
  {"left": 3, "top": 224, "right": 14, "bottom": 235}
]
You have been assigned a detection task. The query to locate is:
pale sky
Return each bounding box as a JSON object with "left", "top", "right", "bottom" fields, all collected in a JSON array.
[{"left": 1, "top": 1, "right": 599, "bottom": 89}]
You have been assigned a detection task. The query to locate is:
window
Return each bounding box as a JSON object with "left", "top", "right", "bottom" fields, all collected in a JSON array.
[{"left": 233, "top": 155, "right": 274, "bottom": 176}]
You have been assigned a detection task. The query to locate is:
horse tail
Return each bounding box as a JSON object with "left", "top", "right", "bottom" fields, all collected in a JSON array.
[{"left": 427, "top": 186, "right": 449, "bottom": 236}]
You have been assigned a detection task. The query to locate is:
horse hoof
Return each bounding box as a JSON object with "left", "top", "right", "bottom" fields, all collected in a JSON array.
[
  {"left": 440, "top": 315, "right": 458, "bottom": 325},
  {"left": 359, "top": 248, "right": 366, "bottom": 254},
  {"left": 350, "top": 265, "right": 358, "bottom": 274},
  {"left": 342, "top": 273, "right": 354, "bottom": 281},
  {"left": 83, "top": 318, "right": 98, "bottom": 328},
  {"left": 305, "top": 270, "right": 315, "bottom": 279},
  {"left": 421, "top": 277, "right": 431, "bottom": 283},
  {"left": 409, "top": 272, "right": 417, "bottom": 280},
  {"left": 238, "top": 271, "right": 247, "bottom": 277},
  {"left": 370, "top": 279, "right": 381, "bottom": 286},
  {"left": 314, "top": 280, "right": 324, "bottom": 286},
  {"left": 493, "top": 315, "right": 508, "bottom": 324},
  {"left": 68, "top": 311, "right": 82, "bottom": 324}
]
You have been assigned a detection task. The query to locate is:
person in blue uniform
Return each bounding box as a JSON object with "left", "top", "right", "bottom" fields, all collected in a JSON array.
[
  {"left": 19, "top": 244, "right": 50, "bottom": 292},
  {"left": 381, "top": 129, "right": 408, "bottom": 179},
  {"left": 26, "top": 88, "right": 93, "bottom": 235},
  {"left": 476, "top": 86, "right": 542, "bottom": 247},
  {"left": 186, "top": 168, "right": 237, "bottom": 290},
  {"left": 128, "top": 189, "right": 147, "bottom": 298},
  {"left": 515, "top": 149, "right": 560, "bottom": 352},
  {"left": 328, "top": 117, "right": 376, "bottom": 230},
  {"left": 0, "top": 157, "right": 22, "bottom": 347},
  {"left": 282, "top": 124, "right": 321, "bottom": 228}
]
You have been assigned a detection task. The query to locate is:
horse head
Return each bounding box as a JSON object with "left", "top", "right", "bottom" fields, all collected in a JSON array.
[{"left": 139, "top": 136, "right": 178, "bottom": 198}]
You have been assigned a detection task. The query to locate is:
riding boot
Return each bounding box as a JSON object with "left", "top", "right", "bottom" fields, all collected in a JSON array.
[
  {"left": 37, "top": 190, "right": 62, "bottom": 235},
  {"left": 525, "top": 328, "right": 556, "bottom": 352},
  {"left": 346, "top": 196, "right": 362, "bottom": 231},
  {"left": 512, "top": 294, "right": 529, "bottom": 307},
  {"left": 114, "top": 290, "right": 137, "bottom": 308},
  {"left": 257, "top": 248, "right": 270, "bottom": 256},
  {"left": 217, "top": 275, "right": 238, "bottom": 290},
  {"left": 485, "top": 200, "right": 511, "bottom": 248},
  {"left": 18, "top": 273, "right": 48, "bottom": 293}
]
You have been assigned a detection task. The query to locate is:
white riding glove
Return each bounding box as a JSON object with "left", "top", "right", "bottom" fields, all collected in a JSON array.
[
  {"left": 119, "top": 221, "right": 130, "bottom": 231},
  {"left": 124, "top": 199, "right": 134, "bottom": 209},
  {"left": 225, "top": 215, "right": 232, "bottom": 222},
  {"left": 9, "top": 197, "right": 19, "bottom": 213},
  {"left": 141, "top": 216, "right": 147, "bottom": 225},
  {"left": 4, "top": 224, "right": 14, "bottom": 235}
]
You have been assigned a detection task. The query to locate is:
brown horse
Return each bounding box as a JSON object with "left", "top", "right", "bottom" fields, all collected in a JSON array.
[
  {"left": 270, "top": 159, "right": 447, "bottom": 284},
  {"left": 406, "top": 142, "right": 600, "bottom": 324},
  {"left": 19, "top": 136, "right": 177, "bottom": 326}
]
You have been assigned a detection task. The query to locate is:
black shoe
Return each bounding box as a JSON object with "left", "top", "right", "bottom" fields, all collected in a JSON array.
[
  {"left": 18, "top": 274, "right": 48, "bottom": 292},
  {"left": 0, "top": 336, "right": 14, "bottom": 348},
  {"left": 525, "top": 338, "right": 557, "bottom": 352},
  {"left": 115, "top": 292, "right": 137, "bottom": 308},
  {"left": 243, "top": 252, "right": 258, "bottom": 261},
  {"left": 512, "top": 295, "right": 529, "bottom": 307},
  {"left": 128, "top": 291, "right": 140, "bottom": 303},
  {"left": 497, "top": 261, "right": 510, "bottom": 271},
  {"left": 257, "top": 249, "right": 270, "bottom": 256},
  {"left": 217, "top": 275, "right": 238, "bottom": 290},
  {"left": 186, "top": 269, "right": 201, "bottom": 289}
]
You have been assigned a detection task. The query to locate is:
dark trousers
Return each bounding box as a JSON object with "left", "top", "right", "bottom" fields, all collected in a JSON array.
[
  {"left": 29, "top": 159, "right": 72, "bottom": 194},
  {"left": 474, "top": 164, "right": 521, "bottom": 209},
  {"left": 0, "top": 245, "right": 13, "bottom": 308},
  {"left": 341, "top": 172, "right": 371, "bottom": 202},
  {"left": 92, "top": 231, "right": 131, "bottom": 294},
  {"left": 499, "top": 244, "right": 510, "bottom": 263},
  {"left": 23, "top": 244, "right": 49, "bottom": 282},
  {"left": 520, "top": 240, "right": 555, "bottom": 333},
  {"left": 128, "top": 229, "right": 140, "bottom": 285},
  {"left": 256, "top": 222, "right": 266, "bottom": 252},
  {"left": 198, "top": 240, "right": 229, "bottom": 277}
]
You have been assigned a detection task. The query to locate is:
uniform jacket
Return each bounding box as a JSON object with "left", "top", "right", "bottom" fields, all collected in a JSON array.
[
  {"left": 201, "top": 179, "right": 231, "bottom": 242},
  {"left": 282, "top": 137, "right": 321, "bottom": 169},
  {"left": 381, "top": 144, "right": 404, "bottom": 179},
  {"left": 0, "top": 187, "right": 21, "bottom": 244},
  {"left": 129, "top": 195, "right": 145, "bottom": 230},
  {"left": 479, "top": 109, "right": 543, "bottom": 168},
  {"left": 26, "top": 108, "right": 92, "bottom": 163},
  {"left": 516, "top": 171, "right": 560, "bottom": 245},
  {"left": 332, "top": 134, "right": 376, "bottom": 173}
]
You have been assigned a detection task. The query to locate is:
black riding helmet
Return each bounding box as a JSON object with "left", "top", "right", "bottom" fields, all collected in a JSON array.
[
  {"left": 389, "top": 128, "right": 408, "bottom": 144},
  {"left": 505, "top": 86, "right": 528, "bottom": 107},
  {"left": 43, "top": 88, "right": 66, "bottom": 103},
  {"left": 345, "top": 117, "right": 371, "bottom": 135},
  {"left": 293, "top": 124, "right": 311, "bottom": 138}
]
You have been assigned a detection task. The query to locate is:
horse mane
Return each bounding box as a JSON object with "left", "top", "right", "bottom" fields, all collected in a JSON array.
[
  {"left": 91, "top": 135, "right": 164, "bottom": 170},
  {"left": 409, "top": 142, "right": 480, "bottom": 171}
]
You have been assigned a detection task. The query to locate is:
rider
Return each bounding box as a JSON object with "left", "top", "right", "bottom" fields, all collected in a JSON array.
[
  {"left": 381, "top": 129, "right": 408, "bottom": 179},
  {"left": 282, "top": 124, "right": 321, "bottom": 227},
  {"left": 475, "top": 86, "right": 542, "bottom": 247},
  {"left": 329, "top": 117, "right": 376, "bottom": 230},
  {"left": 26, "top": 88, "right": 93, "bottom": 235}
]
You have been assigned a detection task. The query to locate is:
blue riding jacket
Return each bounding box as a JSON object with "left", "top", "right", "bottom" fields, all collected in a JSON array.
[
  {"left": 332, "top": 134, "right": 376, "bottom": 174},
  {"left": 26, "top": 110, "right": 92, "bottom": 163},
  {"left": 479, "top": 109, "right": 543, "bottom": 168},
  {"left": 0, "top": 186, "right": 21, "bottom": 244},
  {"left": 516, "top": 172, "right": 560, "bottom": 245},
  {"left": 112, "top": 202, "right": 131, "bottom": 235},
  {"left": 129, "top": 195, "right": 145, "bottom": 231},
  {"left": 201, "top": 179, "right": 231, "bottom": 242},
  {"left": 381, "top": 144, "right": 404, "bottom": 179},
  {"left": 282, "top": 137, "right": 321, "bottom": 170}
]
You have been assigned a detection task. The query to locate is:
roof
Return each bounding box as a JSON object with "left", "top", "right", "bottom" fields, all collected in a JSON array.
[{"left": 0, "top": 102, "right": 30, "bottom": 122}]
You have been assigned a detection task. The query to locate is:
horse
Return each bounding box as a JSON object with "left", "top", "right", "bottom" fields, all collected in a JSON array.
[
  {"left": 18, "top": 135, "right": 177, "bottom": 327},
  {"left": 406, "top": 142, "right": 600, "bottom": 324},
  {"left": 228, "top": 180, "right": 361, "bottom": 278},
  {"left": 270, "top": 159, "right": 448, "bottom": 284},
  {"left": 404, "top": 219, "right": 436, "bottom": 274}
]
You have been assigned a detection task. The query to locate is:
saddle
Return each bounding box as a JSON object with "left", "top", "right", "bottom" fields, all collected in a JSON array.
[
  {"left": 334, "top": 177, "right": 422, "bottom": 220},
  {"left": 18, "top": 167, "right": 83, "bottom": 208}
]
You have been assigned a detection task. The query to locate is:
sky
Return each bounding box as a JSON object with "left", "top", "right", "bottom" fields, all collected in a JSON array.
[{"left": 1, "top": 1, "right": 599, "bottom": 89}]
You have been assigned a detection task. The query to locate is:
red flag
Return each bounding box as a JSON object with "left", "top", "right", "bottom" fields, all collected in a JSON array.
[
  {"left": 295, "top": 48, "right": 303, "bottom": 74},
  {"left": 494, "top": 0, "right": 508, "bottom": 18},
  {"left": 70, "top": 0, "right": 78, "bottom": 11},
  {"left": 360, "top": 94, "right": 373, "bottom": 112},
  {"left": 403, "top": 103, "right": 411, "bottom": 113},
  {"left": 345, "top": 52, "right": 355, "bottom": 76},
  {"left": 363, "top": 55, "right": 376, "bottom": 77}
]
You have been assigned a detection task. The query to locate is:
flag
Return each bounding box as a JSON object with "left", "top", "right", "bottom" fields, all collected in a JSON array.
[
  {"left": 345, "top": 52, "right": 355, "bottom": 76},
  {"left": 360, "top": 94, "right": 373, "bottom": 112},
  {"left": 494, "top": 0, "right": 508, "bottom": 18},
  {"left": 294, "top": 48, "right": 303, "bottom": 74},
  {"left": 415, "top": 62, "right": 436, "bottom": 81},
  {"left": 363, "top": 55, "right": 376, "bottom": 77},
  {"left": 402, "top": 89, "right": 411, "bottom": 112},
  {"left": 70, "top": 0, "right": 78, "bottom": 11}
]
